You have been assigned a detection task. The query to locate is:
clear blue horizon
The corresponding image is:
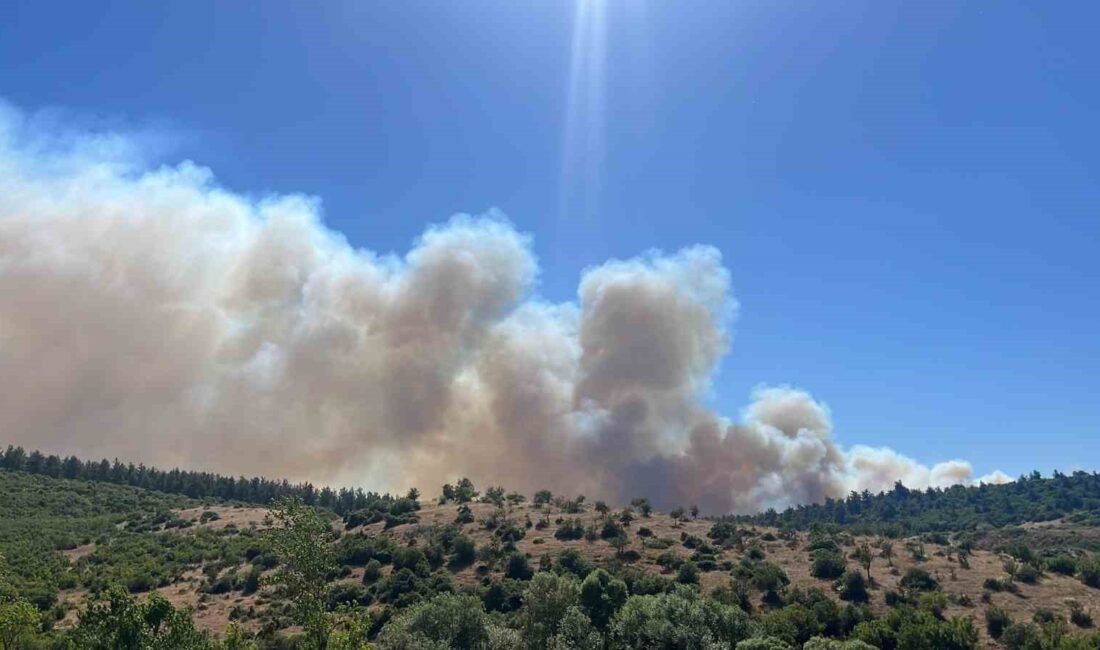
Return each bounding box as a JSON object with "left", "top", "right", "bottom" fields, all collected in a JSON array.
[{"left": 2, "top": 0, "right": 1097, "bottom": 482}]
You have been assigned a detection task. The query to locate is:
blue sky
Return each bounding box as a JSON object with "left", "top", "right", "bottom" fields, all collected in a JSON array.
[{"left": 2, "top": 0, "right": 1098, "bottom": 479}]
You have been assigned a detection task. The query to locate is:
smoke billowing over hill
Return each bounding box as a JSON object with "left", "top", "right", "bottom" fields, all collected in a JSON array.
[{"left": 0, "top": 106, "right": 1007, "bottom": 513}]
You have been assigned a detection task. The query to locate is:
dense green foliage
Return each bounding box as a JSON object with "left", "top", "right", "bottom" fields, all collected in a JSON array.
[
  {"left": 737, "top": 471, "right": 1100, "bottom": 534},
  {"left": 1, "top": 445, "right": 402, "bottom": 517}
]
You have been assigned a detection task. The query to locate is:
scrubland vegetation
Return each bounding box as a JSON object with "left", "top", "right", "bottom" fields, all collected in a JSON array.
[{"left": 3, "top": 445, "right": 1100, "bottom": 649}]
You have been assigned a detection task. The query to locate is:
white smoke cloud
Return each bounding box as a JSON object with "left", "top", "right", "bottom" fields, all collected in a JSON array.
[{"left": 0, "top": 104, "right": 1006, "bottom": 513}]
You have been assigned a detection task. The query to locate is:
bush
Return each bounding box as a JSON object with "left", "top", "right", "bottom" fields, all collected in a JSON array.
[
  {"left": 555, "top": 519, "right": 585, "bottom": 541},
  {"left": 362, "top": 559, "right": 383, "bottom": 584},
  {"left": 837, "top": 570, "right": 869, "bottom": 603},
  {"left": 600, "top": 519, "right": 625, "bottom": 540},
  {"left": 1016, "top": 563, "right": 1041, "bottom": 584},
  {"left": 982, "top": 577, "right": 1018, "bottom": 594},
  {"left": 611, "top": 590, "right": 753, "bottom": 649},
  {"left": 1046, "top": 554, "right": 1077, "bottom": 576},
  {"left": 1079, "top": 556, "right": 1100, "bottom": 588},
  {"left": 241, "top": 567, "right": 261, "bottom": 595},
  {"left": 899, "top": 567, "right": 939, "bottom": 592},
  {"left": 760, "top": 603, "right": 822, "bottom": 646},
  {"left": 450, "top": 535, "right": 476, "bottom": 568},
  {"left": 894, "top": 609, "right": 979, "bottom": 649},
  {"left": 125, "top": 572, "right": 156, "bottom": 594},
  {"left": 655, "top": 551, "right": 683, "bottom": 571},
  {"left": 1068, "top": 600, "right": 1093, "bottom": 628},
  {"left": 985, "top": 605, "right": 1012, "bottom": 639},
  {"left": 751, "top": 562, "right": 790, "bottom": 605},
  {"left": 811, "top": 551, "right": 846, "bottom": 580},
  {"left": 557, "top": 549, "right": 591, "bottom": 578},
  {"left": 677, "top": 561, "right": 700, "bottom": 585},
  {"left": 505, "top": 553, "right": 533, "bottom": 581},
  {"left": 1001, "top": 622, "right": 1041, "bottom": 650}
]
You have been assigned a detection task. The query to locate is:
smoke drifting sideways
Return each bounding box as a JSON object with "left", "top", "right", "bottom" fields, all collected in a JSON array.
[{"left": 0, "top": 106, "right": 1010, "bottom": 514}]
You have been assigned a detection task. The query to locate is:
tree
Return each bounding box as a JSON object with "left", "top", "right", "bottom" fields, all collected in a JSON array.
[
  {"left": 328, "top": 606, "right": 373, "bottom": 650},
  {"left": 453, "top": 478, "right": 478, "bottom": 503},
  {"left": 377, "top": 593, "right": 490, "bottom": 650},
  {"left": 610, "top": 534, "right": 630, "bottom": 558},
  {"left": 481, "top": 486, "right": 506, "bottom": 507},
  {"left": 552, "top": 606, "right": 602, "bottom": 650},
  {"left": 520, "top": 572, "right": 581, "bottom": 647},
  {"left": 579, "top": 568, "right": 627, "bottom": 628},
  {"left": 853, "top": 544, "right": 873, "bottom": 582},
  {"left": 677, "top": 561, "right": 700, "bottom": 585},
  {"left": 837, "top": 571, "right": 869, "bottom": 603},
  {"left": 72, "top": 587, "right": 213, "bottom": 650},
  {"left": 811, "top": 551, "right": 846, "bottom": 580},
  {"left": 752, "top": 562, "right": 790, "bottom": 606},
  {"left": 690, "top": 505, "right": 700, "bottom": 520},
  {"left": 264, "top": 497, "right": 339, "bottom": 649},
  {"left": 505, "top": 553, "right": 534, "bottom": 581},
  {"left": 879, "top": 540, "right": 895, "bottom": 567},
  {"left": 0, "top": 599, "right": 37, "bottom": 650},
  {"left": 630, "top": 498, "right": 652, "bottom": 518},
  {"left": 611, "top": 590, "right": 753, "bottom": 649},
  {"left": 0, "top": 552, "right": 38, "bottom": 650},
  {"left": 534, "top": 490, "right": 553, "bottom": 507},
  {"left": 450, "top": 535, "right": 476, "bottom": 568}
]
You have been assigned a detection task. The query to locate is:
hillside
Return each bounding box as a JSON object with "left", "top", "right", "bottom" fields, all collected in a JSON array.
[
  {"left": 2, "top": 462, "right": 1100, "bottom": 649},
  {"left": 736, "top": 472, "right": 1100, "bottom": 535}
]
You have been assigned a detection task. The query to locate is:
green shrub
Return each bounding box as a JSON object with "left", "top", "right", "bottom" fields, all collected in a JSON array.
[
  {"left": 505, "top": 553, "right": 533, "bottom": 581},
  {"left": 1016, "top": 563, "right": 1041, "bottom": 584},
  {"left": 1046, "top": 554, "right": 1077, "bottom": 576},
  {"left": 985, "top": 605, "right": 1012, "bottom": 639},
  {"left": 837, "top": 570, "right": 869, "bottom": 603},
  {"left": 811, "top": 551, "right": 846, "bottom": 580},
  {"left": 899, "top": 567, "right": 939, "bottom": 592},
  {"left": 1079, "top": 556, "right": 1100, "bottom": 588},
  {"left": 677, "top": 561, "right": 700, "bottom": 585}
]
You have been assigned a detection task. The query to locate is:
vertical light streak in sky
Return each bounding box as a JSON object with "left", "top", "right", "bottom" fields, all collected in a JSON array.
[{"left": 560, "top": 0, "right": 609, "bottom": 225}]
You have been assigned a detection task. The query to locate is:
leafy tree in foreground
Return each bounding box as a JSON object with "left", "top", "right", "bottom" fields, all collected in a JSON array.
[
  {"left": 0, "top": 598, "right": 37, "bottom": 650},
  {"left": 0, "top": 553, "right": 38, "bottom": 650},
  {"left": 610, "top": 587, "right": 754, "bottom": 649},
  {"left": 72, "top": 586, "right": 214, "bottom": 650},
  {"left": 264, "top": 496, "right": 340, "bottom": 650},
  {"left": 376, "top": 593, "right": 491, "bottom": 650},
  {"left": 579, "top": 568, "right": 627, "bottom": 629}
]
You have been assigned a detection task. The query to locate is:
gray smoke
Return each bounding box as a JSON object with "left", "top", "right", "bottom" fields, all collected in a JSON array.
[{"left": 0, "top": 105, "right": 1008, "bottom": 513}]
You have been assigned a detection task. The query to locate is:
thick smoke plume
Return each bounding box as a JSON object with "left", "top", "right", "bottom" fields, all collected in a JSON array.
[{"left": 0, "top": 106, "right": 1007, "bottom": 513}]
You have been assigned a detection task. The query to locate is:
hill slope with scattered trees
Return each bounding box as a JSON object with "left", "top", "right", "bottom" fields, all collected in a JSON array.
[{"left": 3, "top": 449, "right": 1100, "bottom": 649}]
